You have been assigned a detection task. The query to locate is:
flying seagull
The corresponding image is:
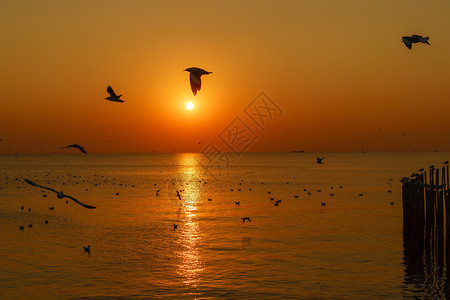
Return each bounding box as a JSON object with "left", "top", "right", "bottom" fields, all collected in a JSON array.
[
  {"left": 24, "top": 179, "right": 96, "bottom": 209},
  {"left": 83, "top": 245, "right": 91, "bottom": 254},
  {"left": 105, "top": 85, "right": 124, "bottom": 103},
  {"left": 242, "top": 217, "right": 251, "bottom": 224},
  {"left": 62, "top": 144, "right": 87, "bottom": 154},
  {"left": 316, "top": 157, "right": 325, "bottom": 164},
  {"left": 184, "top": 67, "right": 212, "bottom": 96},
  {"left": 402, "top": 35, "right": 430, "bottom": 49}
]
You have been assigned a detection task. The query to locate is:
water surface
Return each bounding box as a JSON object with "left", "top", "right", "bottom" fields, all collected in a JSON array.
[{"left": 1, "top": 152, "right": 448, "bottom": 299}]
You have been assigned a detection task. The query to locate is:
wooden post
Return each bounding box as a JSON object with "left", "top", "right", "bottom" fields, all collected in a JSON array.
[
  {"left": 445, "top": 165, "right": 450, "bottom": 189},
  {"left": 443, "top": 167, "right": 446, "bottom": 191}
]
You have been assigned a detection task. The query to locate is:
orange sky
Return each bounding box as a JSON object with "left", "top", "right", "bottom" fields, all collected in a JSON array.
[{"left": 1, "top": 0, "right": 450, "bottom": 153}]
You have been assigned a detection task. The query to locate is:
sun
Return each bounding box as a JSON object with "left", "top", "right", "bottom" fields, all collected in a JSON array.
[{"left": 186, "top": 102, "right": 194, "bottom": 110}]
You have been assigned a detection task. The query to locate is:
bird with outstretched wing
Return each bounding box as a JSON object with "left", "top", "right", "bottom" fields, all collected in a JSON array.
[{"left": 24, "top": 179, "right": 96, "bottom": 209}]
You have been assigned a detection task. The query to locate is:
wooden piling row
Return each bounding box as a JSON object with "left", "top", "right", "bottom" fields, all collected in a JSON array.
[{"left": 402, "top": 163, "right": 450, "bottom": 272}]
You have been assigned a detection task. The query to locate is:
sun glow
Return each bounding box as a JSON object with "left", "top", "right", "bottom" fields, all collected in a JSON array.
[{"left": 186, "top": 102, "right": 194, "bottom": 110}]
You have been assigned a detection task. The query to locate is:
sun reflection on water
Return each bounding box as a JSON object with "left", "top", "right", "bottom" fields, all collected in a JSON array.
[{"left": 174, "top": 154, "right": 204, "bottom": 287}]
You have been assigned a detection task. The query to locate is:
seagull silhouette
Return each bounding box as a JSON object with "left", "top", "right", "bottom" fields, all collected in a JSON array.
[
  {"left": 242, "top": 217, "right": 251, "bottom": 224},
  {"left": 402, "top": 35, "right": 430, "bottom": 49},
  {"left": 184, "top": 67, "right": 212, "bottom": 96},
  {"left": 83, "top": 245, "right": 90, "bottom": 254},
  {"left": 105, "top": 85, "right": 124, "bottom": 102},
  {"left": 62, "top": 144, "right": 87, "bottom": 154},
  {"left": 24, "top": 179, "right": 96, "bottom": 209},
  {"left": 316, "top": 157, "right": 325, "bottom": 164}
]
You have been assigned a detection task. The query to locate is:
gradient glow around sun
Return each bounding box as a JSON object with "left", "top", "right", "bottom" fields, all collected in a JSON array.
[{"left": 186, "top": 102, "right": 194, "bottom": 110}]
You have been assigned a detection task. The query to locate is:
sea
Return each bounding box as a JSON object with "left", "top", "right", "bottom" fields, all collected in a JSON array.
[{"left": 0, "top": 152, "right": 448, "bottom": 299}]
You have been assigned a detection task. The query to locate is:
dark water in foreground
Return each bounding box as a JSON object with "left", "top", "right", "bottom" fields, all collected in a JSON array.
[{"left": 1, "top": 152, "right": 449, "bottom": 299}]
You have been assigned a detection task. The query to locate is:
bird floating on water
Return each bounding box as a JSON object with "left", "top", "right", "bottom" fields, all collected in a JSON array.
[
  {"left": 402, "top": 35, "right": 430, "bottom": 49},
  {"left": 24, "top": 179, "right": 96, "bottom": 209},
  {"left": 105, "top": 85, "right": 124, "bottom": 103},
  {"left": 316, "top": 157, "right": 325, "bottom": 164},
  {"left": 184, "top": 67, "right": 212, "bottom": 96},
  {"left": 242, "top": 217, "right": 251, "bottom": 224},
  {"left": 62, "top": 144, "right": 87, "bottom": 154}
]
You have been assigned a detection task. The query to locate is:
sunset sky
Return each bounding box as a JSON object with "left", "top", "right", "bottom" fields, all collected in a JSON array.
[{"left": 1, "top": 0, "right": 450, "bottom": 153}]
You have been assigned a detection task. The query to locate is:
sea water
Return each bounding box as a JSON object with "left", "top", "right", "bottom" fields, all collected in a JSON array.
[{"left": 1, "top": 152, "right": 448, "bottom": 299}]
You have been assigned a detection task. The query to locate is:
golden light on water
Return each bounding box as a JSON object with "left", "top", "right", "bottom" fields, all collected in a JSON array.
[
  {"left": 175, "top": 154, "right": 204, "bottom": 287},
  {"left": 186, "top": 102, "right": 194, "bottom": 110}
]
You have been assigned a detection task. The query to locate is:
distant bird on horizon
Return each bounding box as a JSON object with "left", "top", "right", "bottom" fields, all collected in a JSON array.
[
  {"left": 242, "top": 217, "right": 251, "bottom": 224},
  {"left": 184, "top": 67, "right": 212, "bottom": 96},
  {"left": 83, "top": 245, "right": 90, "bottom": 254},
  {"left": 316, "top": 157, "right": 325, "bottom": 164},
  {"left": 105, "top": 85, "right": 124, "bottom": 103},
  {"left": 402, "top": 35, "right": 430, "bottom": 49},
  {"left": 173, "top": 224, "right": 178, "bottom": 230},
  {"left": 24, "top": 179, "right": 96, "bottom": 209},
  {"left": 62, "top": 144, "right": 87, "bottom": 154}
]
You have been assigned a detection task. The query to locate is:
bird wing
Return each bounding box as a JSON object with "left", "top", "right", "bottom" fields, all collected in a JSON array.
[
  {"left": 64, "top": 144, "right": 77, "bottom": 149},
  {"left": 63, "top": 194, "right": 96, "bottom": 209},
  {"left": 189, "top": 72, "right": 202, "bottom": 95},
  {"left": 402, "top": 37, "right": 412, "bottom": 49},
  {"left": 107, "top": 86, "right": 117, "bottom": 97},
  {"left": 24, "top": 179, "right": 59, "bottom": 194},
  {"left": 77, "top": 146, "right": 87, "bottom": 153}
]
